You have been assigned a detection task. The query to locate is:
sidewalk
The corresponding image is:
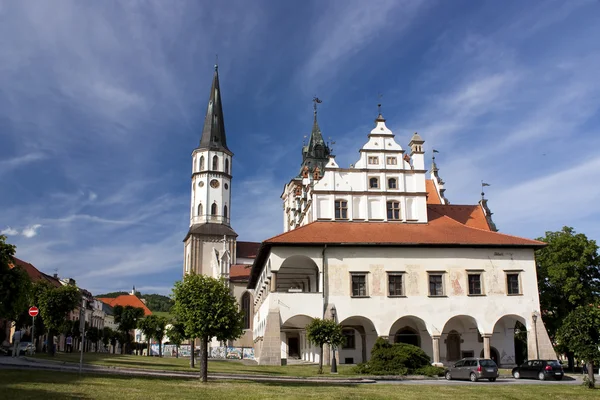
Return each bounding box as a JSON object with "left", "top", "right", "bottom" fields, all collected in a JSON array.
[{"left": 0, "top": 356, "right": 376, "bottom": 384}]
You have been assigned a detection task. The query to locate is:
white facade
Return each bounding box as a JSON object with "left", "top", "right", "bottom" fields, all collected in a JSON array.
[
  {"left": 251, "top": 112, "right": 555, "bottom": 367},
  {"left": 189, "top": 150, "right": 232, "bottom": 227},
  {"left": 282, "top": 117, "right": 428, "bottom": 232}
]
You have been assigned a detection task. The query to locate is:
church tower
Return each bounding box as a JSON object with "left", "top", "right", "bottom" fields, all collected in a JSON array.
[{"left": 183, "top": 65, "right": 237, "bottom": 278}]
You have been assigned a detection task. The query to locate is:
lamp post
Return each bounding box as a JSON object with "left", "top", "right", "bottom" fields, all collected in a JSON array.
[
  {"left": 532, "top": 311, "right": 539, "bottom": 360},
  {"left": 331, "top": 306, "right": 338, "bottom": 374}
]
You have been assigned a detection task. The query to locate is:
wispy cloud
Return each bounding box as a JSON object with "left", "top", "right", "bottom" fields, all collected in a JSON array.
[
  {"left": 1, "top": 227, "right": 19, "bottom": 236},
  {"left": 0, "top": 153, "right": 45, "bottom": 173},
  {"left": 21, "top": 224, "right": 42, "bottom": 238}
]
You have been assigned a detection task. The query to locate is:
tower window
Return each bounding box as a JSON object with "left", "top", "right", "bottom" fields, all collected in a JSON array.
[
  {"left": 223, "top": 205, "right": 228, "bottom": 219},
  {"left": 211, "top": 203, "right": 218, "bottom": 216},
  {"left": 368, "top": 156, "right": 379, "bottom": 165},
  {"left": 388, "top": 178, "right": 397, "bottom": 189},
  {"left": 387, "top": 201, "right": 400, "bottom": 220},
  {"left": 225, "top": 158, "right": 230, "bottom": 174},
  {"left": 335, "top": 200, "right": 348, "bottom": 220},
  {"left": 197, "top": 203, "right": 203, "bottom": 216},
  {"left": 369, "top": 177, "right": 379, "bottom": 189},
  {"left": 199, "top": 156, "right": 205, "bottom": 171},
  {"left": 212, "top": 155, "right": 219, "bottom": 171}
]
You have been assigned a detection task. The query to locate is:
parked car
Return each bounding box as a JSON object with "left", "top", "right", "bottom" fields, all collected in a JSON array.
[
  {"left": 512, "top": 359, "right": 564, "bottom": 380},
  {"left": 445, "top": 358, "right": 499, "bottom": 382},
  {"left": 18, "top": 342, "right": 35, "bottom": 355}
]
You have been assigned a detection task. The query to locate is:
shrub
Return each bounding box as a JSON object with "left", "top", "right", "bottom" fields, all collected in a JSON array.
[
  {"left": 352, "top": 339, "right": 431, "bottom": 375},
  {"left": 414, "top": 365, "right": 445, "bottom": 377}
]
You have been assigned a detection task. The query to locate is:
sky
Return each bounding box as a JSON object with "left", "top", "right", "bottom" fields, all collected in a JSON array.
[{"left": 1, "top": 0, "right": 599, "bottom": 296}]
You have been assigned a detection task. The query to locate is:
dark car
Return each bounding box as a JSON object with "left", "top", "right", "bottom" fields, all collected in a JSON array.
[
  {"left": 445, "top": 358, "right": 499, "bottom": 382},
  {"left": 512, "top": 359, "right": 564, "bottom": 380}
]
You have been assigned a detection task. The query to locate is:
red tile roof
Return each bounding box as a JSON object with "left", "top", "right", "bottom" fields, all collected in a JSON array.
[
  {"left": 10, "top": 257, "right": 62, "bottom": 288},
  {"left": 428, "top": 204, "right": 491, "bottom": 231},
  {"left": 426, "top": 179, "right": 442, "bottom": 204},
  {"left": 98, "top": 295, "right": 152, "bottom": 316},
  {"left": 230, "top": 264, "right": 252, "bottom": 281},
  {"left": 264, "top": 209, "right": 543, "bottom": 247},
  {"left": 236, "top": 241, "right": 261, "bottom": 259}
]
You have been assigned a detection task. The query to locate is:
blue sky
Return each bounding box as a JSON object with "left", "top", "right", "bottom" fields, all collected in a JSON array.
[{"left": 1, "top": 0, "right": 599, "bottom": 296}]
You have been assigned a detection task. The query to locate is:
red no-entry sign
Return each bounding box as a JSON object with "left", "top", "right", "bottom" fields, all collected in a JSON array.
[{"left": 28, "top": 306, "right": 39, "bottom": 317}]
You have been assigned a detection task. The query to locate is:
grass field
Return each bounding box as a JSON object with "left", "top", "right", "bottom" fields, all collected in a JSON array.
[
  {"left": 32, "top": 352, "right": 357, "bottom": 377},
  {"left": 1, "top": 369, "right": 597, "bottom": 400}
]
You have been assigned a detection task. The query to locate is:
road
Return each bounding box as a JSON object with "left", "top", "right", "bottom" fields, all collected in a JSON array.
[{"left": 376, "top": 377, "right": 584, "bottom": 385}]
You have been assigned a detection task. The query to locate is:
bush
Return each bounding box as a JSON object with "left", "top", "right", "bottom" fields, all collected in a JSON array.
[
  {"left": 414, "top": 365, "right": 445, "bottom": 377},
  {"left": 352, "top": 338, "right": 431, "bottom": 375}
]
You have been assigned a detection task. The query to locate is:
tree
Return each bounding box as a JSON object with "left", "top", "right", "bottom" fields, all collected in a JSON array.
[
  {"left": 166, "top": 322, "right": 186, "bottom": 358},
  {"left": 113, "top": 305, "right": 145, "bottom": 354},
  {"left": 556, "top": 305, "right": 600, "bottom": 388},
  {"left": 37, "top": 283, "right": 81, "bottom": 355},
  {"left": 306, "top": 318, "right": 345, "bottom": 374},
  {"left": 172, "top": 273, "right": 244, "bottom": 382},
  {"left": 86, "top": 327, "right": 101, "bottom": 352},
  {"left": 536, "top": 227, "right": 600, "bottom": 368},
  {"left": 102, "top": 327, "right": 113, "bottom": 350},
  {"left": 137, "top": 317, "right": 156, "bottom": 357},
  {"left": 149, "top": 315, "right": 168, "bottom": 357},
  {"left": 0, "top": 235, "right": 31, "bottom": 320}
]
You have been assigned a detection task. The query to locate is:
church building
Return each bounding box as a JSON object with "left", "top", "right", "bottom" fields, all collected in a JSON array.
[{"left": 185, "top": 68, "right": 556, "bottom": 367}]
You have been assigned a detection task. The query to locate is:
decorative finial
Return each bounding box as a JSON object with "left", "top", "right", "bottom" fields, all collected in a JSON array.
[
  {"left": 215, "top": 54, "right": 219, "bottom": 71},
  {"left": 313, "top": 96, "right": 322, "bottom": 116},
  {"left": 481, "top": 180, "right": 491, "bottom": 200}
]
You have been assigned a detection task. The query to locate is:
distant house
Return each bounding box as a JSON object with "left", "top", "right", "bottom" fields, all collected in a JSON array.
[{"left": 97, "top": 288, "right": 152, "bottom": 316}]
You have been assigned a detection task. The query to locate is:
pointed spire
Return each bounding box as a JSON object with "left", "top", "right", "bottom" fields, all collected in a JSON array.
[
  {"left": 299, "top": 97, "right": 330, "bottom": 178},
  {"left": 198, "top": 65, "right": 231, "bottom": 154}
]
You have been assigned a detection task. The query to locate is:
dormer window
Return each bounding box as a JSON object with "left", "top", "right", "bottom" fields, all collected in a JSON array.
[
  {"left": 387, "top": 201, "right": 401, "bottom": 220},
  {"left": 369, "top": 177, "right": 379, "bottom": 189},
  {"left": 368, "top": 156, "right": 379, "bottom": 165},
  {"left": 386, "top": 157, "right": 397, "bottom": 165},
  {"left": 335, "top": 200, "right": 348, "bottom": 219},
  {"left": 388, "top": 178, "right": 397, "bottom": 189}
]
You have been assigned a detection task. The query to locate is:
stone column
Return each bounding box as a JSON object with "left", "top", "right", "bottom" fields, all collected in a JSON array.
[
  {"left": 432, "top": 336, "right": 441, "bottom": 365},
  {"left": 270, "top": 272, "right": 277, "bottom": 292},
  {"left": 482, "top": 335, "right": 491, "bottom": 359}
]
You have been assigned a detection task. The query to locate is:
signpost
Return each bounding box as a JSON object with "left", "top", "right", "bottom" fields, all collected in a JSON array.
[
  {"left": 79, "top": 298, "right": 86, "bottom": 374},
  {"left": 28, "top": 307, "right": 39, "bottom": 355}
]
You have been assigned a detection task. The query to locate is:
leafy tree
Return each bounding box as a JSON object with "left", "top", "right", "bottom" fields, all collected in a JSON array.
[
  {"left": 37, "top": 283, "right": 81, "bottom": 355},
  {"left": 113, "top": 305, "right": 145, "bottom": 354},
  {"left": 536, "top": 227, "right": 600, "bottom": 368},
  {"left": 102, "top": 327, "right": 113, "bottom": 348},
  {"left": 137, "top": 317, "right": 154, "bottom": 357},
  {"left": 306, "top": 318, "right": 345, "bottom": 374},
  {"left": 86, "top": 327, "right": 101, "bottom": 352},
  {"left": 0, "top": 235, "right": 31, "bottom": 320},
  {"left": 556, "top": 305, "right": 600, "bottom": 388},
  {"left": 149, "top": 315, "right": 169, "bottom": 357},
  {"left": 172, "top": 273, "right": 244, "bottom": 382},
  {"left": 166, "top": 322, "right": 186, "bottom": 358}
]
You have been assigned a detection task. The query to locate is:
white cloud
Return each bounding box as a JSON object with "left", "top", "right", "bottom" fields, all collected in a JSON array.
[
  {"left": 0, "top": 153, "right": 45, "bottom": 173},
  {"left": 21, "top": 224, "right": 42, "bottom": 238},
  {"left": 1, "top": 227, "right": 19, "bottom": 236}
]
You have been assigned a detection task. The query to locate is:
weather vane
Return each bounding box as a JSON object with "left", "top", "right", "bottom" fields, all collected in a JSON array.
[
  {"left": 432, "top": 148, "right": 439, "bottom": 161},
  {"left": 313, "top": 96, "right": 322, "bottom": 114},
  {"left": 378, "top": 93, "right": 383, "bottom": 114},
  {"left": 215, "top": 54, "right": 219, "bottom": 70},
  {"left": 481, "top": 180, "right": 491, "bottom": 199}
]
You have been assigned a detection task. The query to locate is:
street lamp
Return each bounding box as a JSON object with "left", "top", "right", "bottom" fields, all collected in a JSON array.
[
  {"left": 532, "top": 311, "right": 540, "bottom": 360},
  {"left": 331, "top": 306, "right": 338, "bottom": 374}
]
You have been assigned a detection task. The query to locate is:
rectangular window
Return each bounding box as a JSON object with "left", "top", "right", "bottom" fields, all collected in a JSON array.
[
  {"left": 369, "top": 177, "right": 379, "bottom": 189},
  {"left": 351, "top": 274, "right": 367, "bottom": 297},
  {"left": 387, "top": 201, "right": 401, "bottom": 220},
  {"left": 388, "top": 178, "right": 397, "bottom": 189},
  {"left": 386, "top": 157, "right": 397, "bottom": 165},
  {"left": 429, "top": 274, "right": 444, "bottom": 296},
  {"left": 368, "top": 156, "right": 379, "bottom": 165},
  {"left": 468, "top": 274, "right": 482, "bottom": 295},
  {"left": 334, "top": 200, "right": 348, "bottom": 219},
  {"left": 506, "top": 273, "right": 520, "bottom": 295},
  {"left": 388, "top": 274, "right": 404, "bottom": 296},
  {"left": 342, "top": 329, "right": 355, "bottom": 349}
]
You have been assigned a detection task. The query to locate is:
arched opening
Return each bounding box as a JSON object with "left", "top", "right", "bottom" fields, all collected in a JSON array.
[
  {"left": 223, "top": 205, "right": 228, "bottom": 219},
  {"left": 441, "top": 315, "right": 481, "bottom": 364},
  {"left": 197, "top": 203, "right": 203, "bottom": 216},
  {"left": 480, "top": 347, "right": 500, "bottom": 365},
  {"left": 338, "top": 316, "right": 378, "bottom": 364},
  {"left": 211, "top": 203, "right": 218, "bottom": 216},
  {"left": 491, "top": 314, "right": 528, "bottom": 367},
  {"left": 241, "top": 292, "right": 252, "bottom": 330},
  {"left": 282, "top": 315, "right": 315, "bottom": 361},
  {"left": 276, "top": 255, "right": 319, "bottom": 293},
  {"left": 199, "top": 156, "right": 205, "bottom": 171},
  {"left": 212, "top": 155, "right": 218, "bottom": 171},
  {"left": 394, "top": 327, "right": 420, "bottom": 347},
  {"left": 225, "top": 158, "right": 230, "bottom": 174}
]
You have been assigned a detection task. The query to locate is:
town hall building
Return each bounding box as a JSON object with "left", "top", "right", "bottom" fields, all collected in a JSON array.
[{"left": 185, "top": 67, "right": 556, "bottom": 366}]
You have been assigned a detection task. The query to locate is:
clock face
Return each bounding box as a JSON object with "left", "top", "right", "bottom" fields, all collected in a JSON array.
[
  {"left": 210, "top": 179, "right": 220, "bottom": 188},
  {"left": 198, "top": 181, "right": 204, "bottom": 187}
]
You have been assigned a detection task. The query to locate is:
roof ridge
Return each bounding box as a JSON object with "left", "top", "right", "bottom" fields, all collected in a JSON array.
[{"left": 265, "top": 220, "right": 322, "bottom": 242}]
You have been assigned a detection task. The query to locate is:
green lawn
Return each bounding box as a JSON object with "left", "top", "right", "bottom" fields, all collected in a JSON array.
[
  {"left": 32, "top": 352, "right": 356, "bottom": 377},
  {"left": 1, "top": 369, "right": 597, "bottom": 400}
]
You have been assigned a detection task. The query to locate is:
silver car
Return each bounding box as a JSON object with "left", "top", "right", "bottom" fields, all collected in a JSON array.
[{"left": 445, "top": 357, "right": 499, "bottom": 382}]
